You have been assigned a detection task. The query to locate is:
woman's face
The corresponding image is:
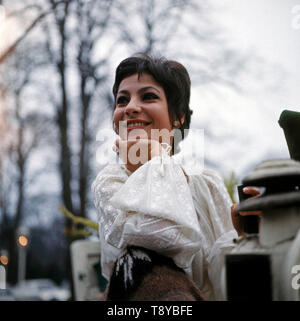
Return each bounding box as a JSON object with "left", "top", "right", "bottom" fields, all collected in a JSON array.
[{"left": 113, "top": 73, "right": 173, "bottom": 142}]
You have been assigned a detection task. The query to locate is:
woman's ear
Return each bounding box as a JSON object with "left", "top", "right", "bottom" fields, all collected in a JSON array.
[{"left": 180, "top": 115, "right": 185, "bottom": 125}]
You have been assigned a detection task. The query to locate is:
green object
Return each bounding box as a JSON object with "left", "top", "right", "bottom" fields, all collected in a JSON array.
[
  {"left": 58, "top": 205, "right": 99, "bottom": 231},
  {"left": 278, "top": 109, "right": 300, "bottom": 162},
  {"left": 223, "top": 171, "right": 239, "bottom": 203}
]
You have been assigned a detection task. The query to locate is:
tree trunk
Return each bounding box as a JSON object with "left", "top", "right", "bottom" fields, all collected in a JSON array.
[
  {"left": 52, "top": 0, "right": 75, "bottom": 299},
  {"left": 78, "top": 75, "right": 92, "bottom": 219},
  {"left": 56, "top": 13, "right": 73, "bottom": 215},
  {"left": 7, "top": 101, "right": 26, "bottom": 284}
]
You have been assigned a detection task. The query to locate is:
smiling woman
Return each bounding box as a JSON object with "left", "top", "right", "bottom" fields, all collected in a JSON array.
[
  {"left": 112, "top": 72, "right": 176, "bottom": 172},
  {"left": 110, "top": 54, "right": 192, "bottom": 174},
  {"left": 112, "top": 54, "right": 192, "bottom": 152},
  {"left": 114, "top": 73, "right": 171, "bottom": 139},
  {"left": 91, "top": 53, "right": 259, "bottom": 300}
]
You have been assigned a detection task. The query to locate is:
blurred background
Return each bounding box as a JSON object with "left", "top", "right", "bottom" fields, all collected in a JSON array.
[{"left": 0, "top": 0, "right": 299, "bottom": 300}]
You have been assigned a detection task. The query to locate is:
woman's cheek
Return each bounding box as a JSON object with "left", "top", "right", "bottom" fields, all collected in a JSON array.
[{"left": 113, "top": 110, "right": 122, "bottom": 134}]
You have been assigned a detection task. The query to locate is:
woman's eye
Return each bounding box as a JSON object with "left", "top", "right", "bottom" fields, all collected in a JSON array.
[
  {"left": 116, "top": 96, "right": 128, "bottom": 105},
  {"left": 143, "top": 93, "right": 158, "bottom": 100}
]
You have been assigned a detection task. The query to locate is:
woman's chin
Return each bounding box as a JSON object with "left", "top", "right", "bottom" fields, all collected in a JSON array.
[{"left": 127, "top": 128, "right": 149, "bottom": 140}]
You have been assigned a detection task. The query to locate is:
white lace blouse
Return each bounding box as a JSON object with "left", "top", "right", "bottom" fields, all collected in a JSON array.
[{"left": 91, "top": 153, "right": 238, "bottom": 300}]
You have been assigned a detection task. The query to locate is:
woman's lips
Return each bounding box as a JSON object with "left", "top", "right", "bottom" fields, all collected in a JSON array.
[
  {"left": 126, "top": 123, "right": 151, "bottom": 132},
  {"left": 127, "top": 126, "right": 148, "bottom": 132}
]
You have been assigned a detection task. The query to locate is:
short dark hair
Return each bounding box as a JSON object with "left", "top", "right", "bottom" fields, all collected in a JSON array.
[{"left": 112, "top": 53, "right": 193, "bottom": 154}]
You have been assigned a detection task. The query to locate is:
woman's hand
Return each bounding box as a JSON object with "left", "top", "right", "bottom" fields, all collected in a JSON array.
[
  {"left": 231, "top": 186, "right": 262, "bottom": 237},
  {"left": 113, "top": 138, "right": 169, "bottom": 173}
]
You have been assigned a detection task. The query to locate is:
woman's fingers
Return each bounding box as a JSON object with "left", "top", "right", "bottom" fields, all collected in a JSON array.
[
  {"left": 113, "top": 138, "right": 129, "bottom": 164},
  {"left": 231, "top": 204, "right": 261, "bottom": 217},
  {"left": 114, "top": 139, "right": 158, "bottom": 157},
  {"left": 239, "top": 210, "right": 262, "bottom": 216},
  {"left": 242, "top": 186, "right": 260, "bottom": 197},
  {"left": 232, "top": 186, "right": 263, "bottom": 235},
  {"left": 240, "top": 186, "right": 262, "bottom": 216},
  {"left": 113, "top": 138, "right": 155, "bottom": 172},
  {"left": 113, "top": 138, "right": 169, "bottom": 172}
]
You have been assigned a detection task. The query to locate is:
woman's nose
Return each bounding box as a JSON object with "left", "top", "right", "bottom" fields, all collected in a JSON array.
[{"left": 125, "top": 99, "right": 142, "bottom": 117}]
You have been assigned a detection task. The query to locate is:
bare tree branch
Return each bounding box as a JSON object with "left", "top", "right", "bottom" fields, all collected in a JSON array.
[{"left": 0, "top": 0, "right": 66, "bottom": 64}]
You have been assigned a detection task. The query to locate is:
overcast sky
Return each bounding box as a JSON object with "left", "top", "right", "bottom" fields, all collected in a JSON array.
[{"left": 187, "top": 0, "right": 300, "bottom": 178}]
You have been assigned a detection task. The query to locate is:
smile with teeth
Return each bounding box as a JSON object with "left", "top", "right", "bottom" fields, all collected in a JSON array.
[{"left": 127, "top": 122, "right": 151, "bottom": 128}]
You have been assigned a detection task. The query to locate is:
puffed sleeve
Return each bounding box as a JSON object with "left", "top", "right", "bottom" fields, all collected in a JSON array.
[
  {"left": 91, "top": 155, "right": 203, "bottom": 280},
  {"left": 190, "top": 169, "right": 237, "bottom": 300}
]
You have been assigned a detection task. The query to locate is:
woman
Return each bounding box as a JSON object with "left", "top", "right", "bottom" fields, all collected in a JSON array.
[{"left": 92, "top": 53, "right": 259, "bottom": 300}]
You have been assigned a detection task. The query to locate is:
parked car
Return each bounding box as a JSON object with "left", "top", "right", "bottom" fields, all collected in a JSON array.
[
  {"left": 0, "top": 288, "right": 16, "bottom": 301},
  {"left": 12, "top": 279, "right": 70, "bottom": 301}
]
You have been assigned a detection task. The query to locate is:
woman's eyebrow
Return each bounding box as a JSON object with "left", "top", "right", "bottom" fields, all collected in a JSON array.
[
  {"left": 117, "top": 86, "right": 161, "bottom": 96},
  {"left": 138, "top": 86, "right": 161, "bottom": 94},
  {"left": 117, "top": 89, "right": 129, "bottom": 96}
]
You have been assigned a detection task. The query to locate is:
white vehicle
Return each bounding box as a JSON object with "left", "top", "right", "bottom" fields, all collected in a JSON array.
[
  {"left": 71, "top": 240, "right": 105, "bottom": 301},
  {"left": 12, "top": 279, "right": 70, "bottom": 301}
]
